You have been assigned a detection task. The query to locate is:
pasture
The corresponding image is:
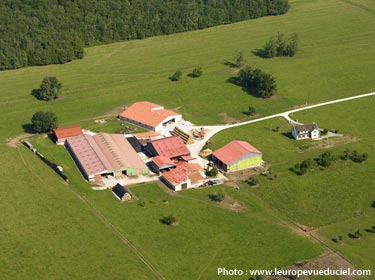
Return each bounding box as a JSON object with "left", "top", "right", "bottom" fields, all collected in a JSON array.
[
  {"left": 1, "top": 0, "right": 375, "bottom": 141},
  {"left": 1, "top": 0, "right": 375, "bottom": 278}
]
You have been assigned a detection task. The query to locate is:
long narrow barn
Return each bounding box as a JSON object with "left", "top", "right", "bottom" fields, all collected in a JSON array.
[{"left": 66, "top": 133, "right": 148, "bottom": 181}]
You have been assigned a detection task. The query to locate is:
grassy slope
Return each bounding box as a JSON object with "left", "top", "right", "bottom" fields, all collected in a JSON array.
[
  {"left": 0, "top": 146, "right": 154, "bottom": 280},
  {"left": 1, "top": 0, "right": 375, "bottom": 278},
  {"left": 211, "top": 96, "right": 375, "bottom": 272},
  {"left": 27, "top": 135, "right": 322, "bottom": 279},
  {"left": 1, "top": 0, "right": 375, "bottom": 140},
  {"left": 211, "top": 96, "right": 375, "bottom": 226}
]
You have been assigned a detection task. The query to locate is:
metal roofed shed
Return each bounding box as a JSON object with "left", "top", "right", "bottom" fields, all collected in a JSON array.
[
  {"left": 111, "top": 183, "right": 132, "bottom": 201},
  {"left": 212, "top": 140, "right": 262, "bottom": 172},
  {"left": 65, "top": 134, "right": 113, "bottom": 181},
  {"left": 126, "top": 136, "right": 143, "bottom": 153},
  {"left": 93, "top": 133, "right": 149, "bottom": 177}
]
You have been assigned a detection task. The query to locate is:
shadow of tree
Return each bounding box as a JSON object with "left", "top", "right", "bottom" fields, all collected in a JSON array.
[
  {"left": 223, "top": 61, "right": 238, "bottom": 68},
  {"left": 252, "top": 48, "right": 271, "bottom": 58},
  {"left": 22, "top": 123, "right": 35, "bottom": 134}
]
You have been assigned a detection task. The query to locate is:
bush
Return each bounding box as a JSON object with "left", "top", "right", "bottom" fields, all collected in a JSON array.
[
  {"left": 169, "top": 70, "right": 182, "bottom": 81},
  {"left": 316, "top": 151, "right": 336, "bottom": 168},
  {"left": 206, "top": 167, "right": 219, "bottom": 177},
  {"left": 248, "top": 106, "right": 256, "bottom": 116},
  {"left": 209, "top": 190, "right": 225, "bottom": 202},
  {"left": 160, "top": 215, "right": 177, "bottom": 226},
  {"left": 31, "top": 111, "right": 58, "bottom": 133},
  {"left": 189, "top": 66, "right": 203, "bottom": 78},
  {"left": 32, "top": 77, "right": 62, "bottom": 101},
  {"left": 247, "top": 175, "right": 260, "bottom": 186},
  {"left": 235, "top": 52, "right": 245, "bottom": 67}
]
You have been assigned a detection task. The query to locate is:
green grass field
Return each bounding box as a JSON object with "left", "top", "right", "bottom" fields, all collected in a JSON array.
[
  {"left": 1, "top": 0, "right": 375, "bottom": 141},
  {"left": 1, "top": 0, "right": 375, "bottom": 278},
  {"left": 211, "top": 96, "right": 375, "bottom": 273}
]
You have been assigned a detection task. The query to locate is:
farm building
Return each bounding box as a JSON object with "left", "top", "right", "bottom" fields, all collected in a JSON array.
[
  {"left": 111, "top": 183, "right": 132, "bottom": 201},
  {"left": 212, "top": 140, "right": 262, "bottom": 172},
  {"left": 146, "top": 136, "right": 191, "bottom": 160},
  {"left": 126, "top": 136, "right": 143, "bottom": 153},
  {"left": 119, "top": 101, "right": 182, "bottom": 131},
  {"left": 66, "top": 133, "right": 148, "bottom": 182},
  {"left": 53, "top": 126, "right": 83, "bottom": 145},
  {"left": 150, "top": 156, "right": 176, "bottom": 174},
  {"left": 162, "top": 162, "right": 204, "bottom": 191},
  {"left": 93, "top": 133, "right": 149, "bottom": 176},
  {"left": 65, "top": 134, "right": 113, "bottom": 181},
  {"left": 292, "top": 124, "right": 320, "bottom": 140}
]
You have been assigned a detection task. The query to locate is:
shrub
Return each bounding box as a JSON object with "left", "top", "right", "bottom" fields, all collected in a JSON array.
[
  {"left": 248, "top": 106, "right": 256, "bottom": 116},
  {"left": 209, "top": 190, "right": 225, "bottom": 202},
  {"left": 235, "top": 51, "right": 245, "bottom": 67},
  {"left": 161, "top": 215, "right": 177, "bottom": 226},
  {"left": 169, "top": 70, "right": 182, "bottom": 81},
  {"left": 247, "top": 175, "right": 260, "bottom": 186},
  {"left": 189, "top": 66, "right": 203, "bottom": 78}
]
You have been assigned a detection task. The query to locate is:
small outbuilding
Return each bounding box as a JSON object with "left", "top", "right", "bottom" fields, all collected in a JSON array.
[
  {"left": 292, "top": 124, "right": 320, "bottom": 140},
  {"left": 162, "top": 162, "right": 204, "bottom": 191},
  {"left": 53, "top": 126, "right": 83, "bottom": 145},
  {"left": 111, "top": 183, "right": 132, "bottom": 201},
  {"left": 212, "top": 140, "right": 262, "bottom": 172},
  {"left": 151, "top": 156, "right": 176, "bottom": 174}
]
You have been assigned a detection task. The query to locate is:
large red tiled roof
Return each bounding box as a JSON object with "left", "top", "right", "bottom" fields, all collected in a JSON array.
[
  {"left": 119, "top": 101, "right": 181, "bottom": 128},
  {"left": 162, "top": 162, "right": 203, "bottom": 186},
  {"left": 213, "top": 140, "right": 261, "bottom": 165},
  {"left": 150, "top": 136, "right": 190, "bottom": 159},
  {"left": 53, "top": 126, "right": 83, "bottom": 139}
]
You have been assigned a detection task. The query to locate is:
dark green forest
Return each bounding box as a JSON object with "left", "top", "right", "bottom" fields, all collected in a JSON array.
[{"left": 0, "top": 0, "right": 288, "bottom": 70}]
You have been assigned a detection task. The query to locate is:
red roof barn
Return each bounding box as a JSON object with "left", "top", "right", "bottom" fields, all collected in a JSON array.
[
  {"left": 146, "top": 136, "right": 190, "bottom": 159},
  {"left": 53, "top": 126, "right": 83, "bottom": 144}
]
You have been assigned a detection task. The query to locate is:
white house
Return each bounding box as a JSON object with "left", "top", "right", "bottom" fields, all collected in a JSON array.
[{"left": 292, "top": 124, "right": 320, "bottom": 140}]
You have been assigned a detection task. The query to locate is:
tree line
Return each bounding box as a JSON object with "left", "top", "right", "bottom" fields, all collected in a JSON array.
[{"left": 0, "top": 0, "right": 289, "bottom": 70}]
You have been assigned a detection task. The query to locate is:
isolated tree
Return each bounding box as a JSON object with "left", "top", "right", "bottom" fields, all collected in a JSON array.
[
  {"left": 237, "top": 66, "right": 276, "bottom": 98},
  {"left": 33, "top": 76, "right": 62, "bottom": 101},
  {"left": 235, "top": 51, "right": 245, "bottom": 67},
  {"left": 170, "top": 70, "right": 182, "bottom": 81},
  {"left": 31, "top": 111, "right": 58, "bottom": 133},
  {"left": 190, "top": 66, "right": 203, "bottom": 78}
]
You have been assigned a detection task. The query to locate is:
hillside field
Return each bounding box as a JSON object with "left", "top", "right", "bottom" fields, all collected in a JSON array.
[
  {"left": 1, "top": 0, "right": 375, "bottom": 279},
  {"left": 1, "top": 0, "right": 375, "bottom": 141}
]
